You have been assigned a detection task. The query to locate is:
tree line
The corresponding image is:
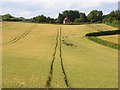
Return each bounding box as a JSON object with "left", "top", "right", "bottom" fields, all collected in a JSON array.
[
  {"left": 102, "top": 10, "right": 120, "bottom": 27},
  {"left": 2, "top": 14, "right": 26, "bottom": 21},
  {"left": 57, "top": 10, "right": 103, "bottom": 23},
  {"left": 2, "top": 10, "right": 120, "bottom": 27},
  {"left": 30, "top": 15, "right": 56, "bottom": 23}
]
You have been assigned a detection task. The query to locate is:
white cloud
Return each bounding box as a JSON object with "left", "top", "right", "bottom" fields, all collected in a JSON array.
[
  {"left": 1, "top": 0, "right": 118, "bottom": 18},
  {"left": 2, "top": 0, "right": 118, "bottom": 9},
  {"left": 2, "top": 0, "right": 119, "bottom": 2}
]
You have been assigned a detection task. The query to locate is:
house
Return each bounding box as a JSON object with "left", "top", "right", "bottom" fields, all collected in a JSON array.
[{"left": 63, "top": 17, "right": 70, "bottom": 24}]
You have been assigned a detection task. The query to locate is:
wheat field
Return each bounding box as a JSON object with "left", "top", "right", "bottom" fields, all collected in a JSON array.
[{"left": 2, "top": 22, "right": 118, "bottom": 88}]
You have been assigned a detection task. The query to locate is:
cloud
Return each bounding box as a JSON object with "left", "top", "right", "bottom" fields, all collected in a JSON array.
[
  {"left": 1, "top": 0, "right": 119, "bottom": 18},
  {"left": 2, "top": 0, "right": 119, "bottom": 2}
]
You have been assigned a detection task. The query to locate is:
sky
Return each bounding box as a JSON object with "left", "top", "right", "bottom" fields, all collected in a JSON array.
[{"left": 1, "top": 0, "right": 119, "bottom": 19}]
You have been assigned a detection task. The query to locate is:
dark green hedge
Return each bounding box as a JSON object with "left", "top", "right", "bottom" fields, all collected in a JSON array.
[{"left": 85, "top": 30, "right": 120, "bottom": 36}]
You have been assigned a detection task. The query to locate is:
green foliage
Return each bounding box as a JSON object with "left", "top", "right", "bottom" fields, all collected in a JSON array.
[
  {"left": 2, "top": 14, "right": 13, "bottom": 20},
  {"left": 87, "top": 36, "right": 120, "bottom": 50},
  {"left": 57, "top": 13, "right": 64, "bottom": 23},
  {"left": 0, "top": 15, "right": 2, "bottom": 22},
  {"left": 31, "top": 15, "right": 56, "bottom": 23},
  {"left": 46, "top": 17, "right": 55, "bottom": 23},
  {"left": 57, "top": 10, "right": 103, "bottom": 24},
  {"left": 87, "top": 10, "right": 103, "bottom": 22},
  {"left": 74, "top": 13, "right": 88, "bottom": 22},
  {"left": 74, "top": 18, "right": 81, "bottom": 22},
  {"left": 2, "top": 14, "right": 25, "bottom": 22},
  {"left": 2, "top": 10, "right": 119, "bottom": 25},
  {"left": 102, "top": 10, "right": 120, "bottom": 28},
  {"left": 37, "top": 15, "right": 46, "bottom": 23},
  {"left": 86, "top": 29, "right": 120, "bottom": 50},
  {"left": 79, "top": 13, "right": 88, "bottom": 22},
  {"left": 85, "top": 30, "right": 120, "bottom": 36},
  {"left": 31, "top": 15, "right": 46, "bottom": 23},
  {"left": 61, "top": 10, "right": 80, "bottom": 22}
]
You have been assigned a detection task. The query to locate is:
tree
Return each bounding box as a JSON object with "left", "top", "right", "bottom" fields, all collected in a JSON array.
[
  {"left": 31, "top": 15, "right": 47, "bottom": 23},
  {"left": 36, "top": 15, "right": 46, "bottom": 23},
  {"left": 0, "top": 15, "right": 2, "bottom": 22},
  {"left": 46, "top": 17, "right": 55, "bottom": 23},
  {"left": 80, "top": 13, "right": 88, "bottom": 22},
  {"left": 74, "top": 13, "right": 88, "bottom": 22},
  {"left": 2, "top": 14, "right": 23, "bottom": 21},
  {"left": 97, "top": 11, "right": 103, "bottom": 21},
  {"left": 2, "top": 14, "right": 13, "bottom": 21},
  {"left": 87, "top": 10, "right": 103, "bottom": 22},
  {"left": 31, "top": 17, "right": 37, "bottom": 22},
  {"left": 62, "top": 10, "right": 80, "bottom": 22},
  {"left": 57, "top": 13, "right": 64, "bottom": 23},
  {"left": 2, "top": 14, "right": 13, "bottom": 20},
  {"left": 46, "top": 17, "right": 51, "bottom": 23},
  {"left": 74, "top": 18, "right": 81, "bottom": 22},
  {"left": 102, "top": 10, "right": 120, "bottom": 27}
]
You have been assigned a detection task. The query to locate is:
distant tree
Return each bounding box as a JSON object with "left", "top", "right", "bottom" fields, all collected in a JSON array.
[
  {"left": 62, "top": 10, "right": 80, "bottom": 22},
  {"left": 30, "top": 17, "right": 37, "bottom": 22},
  {"left": 74, "top": 13, "right": 88, "bottom": 22},
  {"left": 97, "top": 11, "right": 103, "bottom": 21},
  {"left": 19, "top": 17, "right": 26, "bottom": 21},
  {"left": 57, "top": 13, "right": 64, "bottom": 23},
  {"left": 46, "top": 17, "right": 51, "bottom": 23},
  {"left": 2, "top": 14, "right": 13, "bottom": 21},
  {"left": 103, "top": 10, "right": 120, "bottom": 22},
  {"left": 74, "top": 18, "right": 81, "bottom": 22},
  {"left": 31, "top": 15, "right": 47, "bottom": 23},
  {"left": 87, "top": 10, "right": 103, "bottom": 22},
  {"left": 2, "top": 14, "right": 23, "bottom": 21},
  {"left": 50, "top": 18, "right": 56, "bottom": 23},
  {"left": 36, "top": 15, "right": 46, "bottom": 23},
  {"left": 46, "top": 17, "right": 55, "bottom": 23},
  {"left": 0, "top": 15, "right": 2, "bottom": 22},
  {"left": 80, "top": 13, "right": 88, "bottom": 22},
  {"left": 109, "top": 10, "right": 120, "bottom": 20},
  {"left": 102, "top": 15, "right": 108, "bottom": 20},
  {"left": 2, "top": 14, "right": 13, "bottom": 20},
  {"left": 102, "top": 10, "right": 120, "bottom": 27}
]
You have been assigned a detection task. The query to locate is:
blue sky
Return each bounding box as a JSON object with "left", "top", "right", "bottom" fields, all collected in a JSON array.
[{"left": 1, "top": 0, "right": 119, "bottom": 19}]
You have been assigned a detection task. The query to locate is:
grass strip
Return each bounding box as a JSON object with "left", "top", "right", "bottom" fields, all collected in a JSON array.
[{"left": 87, "top": 36, "right": 120, "bottom": 50}]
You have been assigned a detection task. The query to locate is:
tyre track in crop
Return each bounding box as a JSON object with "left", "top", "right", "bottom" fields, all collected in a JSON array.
[
  {"left": 45, "top": 28, "right": 59, "bottom": 88},
  {"left": 59, "top": 26, "right": 70, "bottom": 88},
  {"left": 45, "top": 26, "right": 69, "bottom": 88},
  {"left": 3, "top": 24, "right": 37, "bottom": 45},
  {"left": 45, "top": 26, "right": 70, "bottom": 88}
]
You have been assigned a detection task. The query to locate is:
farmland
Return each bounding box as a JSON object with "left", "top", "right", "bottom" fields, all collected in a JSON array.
[
  {"left": 2, "top": 22, "right": 118, "bottom": 88},
  {"left": 98, "top": 35, "right": 118, "bottom": 44}
]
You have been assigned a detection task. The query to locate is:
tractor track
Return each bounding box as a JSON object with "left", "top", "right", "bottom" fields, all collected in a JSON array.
[
  {"left": 3, "top": 24, "right": 37, "bottom": 45},
  {"left": 45, "top": 28, "right": 59, "bottom": 88},
  {"left": 59, "top": 26, "right": 70, "bottom": 88},
  {"left": 45, "top": 26, "right": 70, "bottom": 89}
]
